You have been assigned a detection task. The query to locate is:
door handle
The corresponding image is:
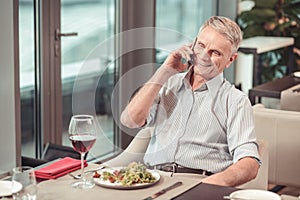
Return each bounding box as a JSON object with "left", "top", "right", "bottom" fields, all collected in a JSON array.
[{"left": 55, "top": 28, "right": 78, "bottom": 40}]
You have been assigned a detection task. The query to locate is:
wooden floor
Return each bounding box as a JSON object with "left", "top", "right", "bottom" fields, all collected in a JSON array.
[{"left": 268, "top": 184, "right": 300, "bottom": 197}]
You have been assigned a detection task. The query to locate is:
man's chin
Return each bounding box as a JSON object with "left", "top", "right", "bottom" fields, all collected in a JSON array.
[
  {"left": 194, "top": 67, "right": 216, "bottom": 79},
  {"left": 199, "top": 70, "right": 219, "bottom": 80}
]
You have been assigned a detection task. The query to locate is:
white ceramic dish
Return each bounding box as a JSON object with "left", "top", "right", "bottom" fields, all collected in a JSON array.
[
  {"left": 293, "top": 71, "right": 300, "bottom": 78},
  {"left": 93, "top": 167, "right": 160, "bottom": 190},
  {"left": 230, "top": 189, "right": 281, "bottom": 200},
  {"left": 0, "top": 180, "right": 22, "bottom": 197}
]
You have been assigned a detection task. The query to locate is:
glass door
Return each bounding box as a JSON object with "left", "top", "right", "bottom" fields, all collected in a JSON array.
[
  {"left": 19, "top": 0, "right": 117, "bottom": 161},
  {"left": 60, "top": 0, "right": 116, "bottom": 160}
]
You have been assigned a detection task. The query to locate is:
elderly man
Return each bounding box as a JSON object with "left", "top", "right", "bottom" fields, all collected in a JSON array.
[{"left": 120, "top": 16, "right": 260, "bottom": 187}]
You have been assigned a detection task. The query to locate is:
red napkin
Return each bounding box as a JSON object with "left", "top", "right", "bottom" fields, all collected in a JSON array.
[{"left": 35, "top": 157, "right": 88, "bottom": 179}]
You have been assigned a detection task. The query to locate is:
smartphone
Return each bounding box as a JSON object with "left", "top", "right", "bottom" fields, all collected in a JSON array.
[
  {"left": 187, "top": 37, "right": 198, "bottom": 67},
  {"left": 181, "top": 37, "right": 197, "bottom": 67}
]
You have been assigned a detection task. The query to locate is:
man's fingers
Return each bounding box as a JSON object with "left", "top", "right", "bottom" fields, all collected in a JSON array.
[{"left": 174, "top": 46, "right": 193, "bottom": 63}]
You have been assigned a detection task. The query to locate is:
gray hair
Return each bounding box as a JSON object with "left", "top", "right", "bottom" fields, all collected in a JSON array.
[{"left": 200, "top": 16, "right": 242, "bottom": 53}]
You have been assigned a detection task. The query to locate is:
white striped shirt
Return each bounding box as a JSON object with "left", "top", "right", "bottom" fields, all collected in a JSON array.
[{"left": 143, "top": 71, "right": 260, "bottom": 173}]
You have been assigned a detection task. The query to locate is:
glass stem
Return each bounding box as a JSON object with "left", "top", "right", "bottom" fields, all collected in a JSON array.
[{"left": 80, "top": 152, "right": 86, "bottom": 182}]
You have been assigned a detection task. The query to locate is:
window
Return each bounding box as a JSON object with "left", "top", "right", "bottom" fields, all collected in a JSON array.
[
  {"left": 19, "top": 0, "right": 117, "bottom": 161},
  {"left": 156, "top": 0, "right": 216, "bottom": 65},
  {"left": 60, "top": 0, "right": 116, "bottom": 160}
]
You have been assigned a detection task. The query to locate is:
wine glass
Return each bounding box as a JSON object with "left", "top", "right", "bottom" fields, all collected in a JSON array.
[
  {"left": 11, "top": 166, "right": 37, "bottom": 200},
  {"left": 68, "top": 114, "right": 97, "bottom": 189}
]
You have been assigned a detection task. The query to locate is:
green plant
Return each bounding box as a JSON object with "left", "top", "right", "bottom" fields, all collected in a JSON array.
[{"left": 237, "top": 0, "right": 300, "bottom": 83}]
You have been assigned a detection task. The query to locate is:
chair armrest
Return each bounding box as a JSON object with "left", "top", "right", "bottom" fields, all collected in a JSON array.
[{"left": 104, "top": 127, "right": 153, "bottom": 167}]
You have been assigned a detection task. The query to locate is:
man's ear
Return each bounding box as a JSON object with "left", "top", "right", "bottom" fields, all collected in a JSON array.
[
  {"left": 230, "top": 53, "right": 238, "bottom": 62},
  {"left": 226, "top": 53, "right": 238, "bottom": 68}
]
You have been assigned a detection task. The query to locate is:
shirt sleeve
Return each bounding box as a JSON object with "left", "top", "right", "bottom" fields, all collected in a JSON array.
[
  {"left": 226, "top": 91, "right": 261, "bottom": 163},
  {"left": 142, "top": 91, "right": 161, "bottom": 127}
]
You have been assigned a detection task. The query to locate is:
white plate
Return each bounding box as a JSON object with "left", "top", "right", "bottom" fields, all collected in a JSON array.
[
  {"left": 293, "top": 71, "right": 300, "bottom": 78},
  {"left": 93, "top": 167, "right": 160, "bottom": 190},
  {"left": 230, "top": 189, "right": 281, "bottom": 200},
  {"left": 0, "top": 180, "right": 22, "bottom": 197}
]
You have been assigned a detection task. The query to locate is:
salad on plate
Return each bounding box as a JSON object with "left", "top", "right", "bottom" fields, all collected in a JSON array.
[{"left": 93, "top": 162, "right": 159, "bottom": 189}]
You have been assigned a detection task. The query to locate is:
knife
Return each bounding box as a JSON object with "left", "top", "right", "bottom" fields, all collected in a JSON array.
[{"left": 143, "top": 181, "right": 183, "bottom": 200}]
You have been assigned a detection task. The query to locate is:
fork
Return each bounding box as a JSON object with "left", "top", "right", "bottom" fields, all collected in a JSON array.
[{"left": 69, "top": 165, "right": 105, "bottom": 179}]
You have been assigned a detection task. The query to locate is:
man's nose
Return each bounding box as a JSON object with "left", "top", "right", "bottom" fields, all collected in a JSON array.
[{"left": 197, "top": 49, "right": 211, "bottom": 61}]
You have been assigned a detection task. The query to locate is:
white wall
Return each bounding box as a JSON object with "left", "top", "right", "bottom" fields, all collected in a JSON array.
[
  {"left": 235, "top": 52, "right": 254, "bottom": 94},
  {"left": 0, "top": 0, "right": 17, "bottom": 174}
]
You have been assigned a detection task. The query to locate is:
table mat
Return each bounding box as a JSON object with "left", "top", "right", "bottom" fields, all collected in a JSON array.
[{"left": 37, "top": 164, "right": 205, "bottom": 200}]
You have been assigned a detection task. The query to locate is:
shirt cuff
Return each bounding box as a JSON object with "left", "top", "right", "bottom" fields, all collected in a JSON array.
[{"left": 233, "top": 142, "right": 261, "bottom": 164}]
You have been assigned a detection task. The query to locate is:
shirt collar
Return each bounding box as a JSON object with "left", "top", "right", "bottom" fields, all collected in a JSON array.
[
  {"left": 206, "top": 72, "right": 224, "bottom": 98},
  {"left": 178, "top": 68, "right": 193, "bottom": 91}
]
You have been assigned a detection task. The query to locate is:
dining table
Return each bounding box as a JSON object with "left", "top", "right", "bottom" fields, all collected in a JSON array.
[
  {"left": 248, "top": 74, "right": 300, "bottom": 105},
  {"left": 33, "top": 163, "right": 238, "bottom": 200},
  {"left": 2, "top": 162, "right": 299, "bottom": 200}
]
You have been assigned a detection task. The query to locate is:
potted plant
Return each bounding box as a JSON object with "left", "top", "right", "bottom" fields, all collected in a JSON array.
[{"left": 237, "top": 0, "right": 300, "bottom": 83}]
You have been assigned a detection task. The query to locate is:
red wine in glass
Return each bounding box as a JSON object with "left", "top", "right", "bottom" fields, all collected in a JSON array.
[
  {"left": 68, "top": 114, "right": 97, "bottom": 189},
  {"left": 70, "top": 134, "right": 96, "bottom": 153}
]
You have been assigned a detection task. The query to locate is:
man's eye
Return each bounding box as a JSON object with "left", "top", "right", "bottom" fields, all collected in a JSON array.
[
  {"left": 194, "top": 43, "right": 205, "bottom": 51},
  {"left": 198, "top": 43, "right": 205, "bottom": 48},
  {"left": 212, "top": 50, "right": 221, "bottom": 56}
]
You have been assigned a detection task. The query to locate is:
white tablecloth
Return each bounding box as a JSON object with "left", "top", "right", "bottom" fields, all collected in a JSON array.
[{"left": 37, "top": 164, "right": 205, "bottom": 200}]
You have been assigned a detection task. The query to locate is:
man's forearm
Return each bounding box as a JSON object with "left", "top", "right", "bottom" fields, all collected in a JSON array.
[
  {"left": 120, "top": 66, "right": 177, "bottom": 128},
  {"left": 201, "top": 157, "right": 260, "bottom": 187}
]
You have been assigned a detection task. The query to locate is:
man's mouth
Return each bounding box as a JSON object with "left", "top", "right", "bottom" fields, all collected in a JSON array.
[{"left": 198, "top": 62, "right": 214, "bottom": 68}]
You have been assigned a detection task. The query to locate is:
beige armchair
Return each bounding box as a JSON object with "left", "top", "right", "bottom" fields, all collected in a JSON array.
[
  {"left": 237, "top": 140, "right": 268, "bottom": 190},
  {"left": 104, "top": 127, "right": 153, "bottom": 167},
  {"left": 253, "top": 103, "right": 300, "bottom": 187},
  {"left": 104, "top": 126, "right": 268, "bottom": 190}
]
